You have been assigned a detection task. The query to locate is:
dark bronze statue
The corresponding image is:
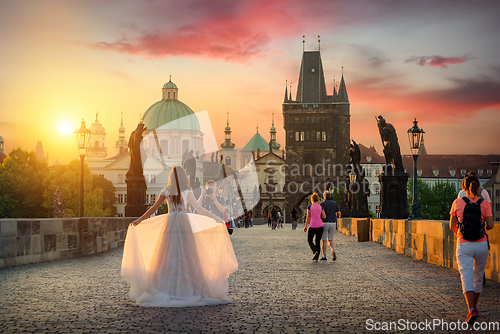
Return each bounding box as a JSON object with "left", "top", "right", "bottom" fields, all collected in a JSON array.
[
  {"left": 376, "top": 116, "right": 404, "bottom": 170},
  {"left": 348, "top": 139, "right": 361, "bottom": 174},
  {"left": 126, "top": 123, "right": 147, "bottom": 177}
]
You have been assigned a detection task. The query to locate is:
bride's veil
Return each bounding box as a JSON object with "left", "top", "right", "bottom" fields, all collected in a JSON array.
[{"left": 140, "top": 110, "right": 260, "bottom": 221}]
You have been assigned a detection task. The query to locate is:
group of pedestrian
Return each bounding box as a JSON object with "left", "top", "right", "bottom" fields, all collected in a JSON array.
[
  {"left": 450, "top": 171, "right": 494, "bottom": 325},
  {"left": 268, "top": 208, "right": 283, "bottom": 229},
  {"left": 304, "top": 191, "right": 341, "bottom": 262}
]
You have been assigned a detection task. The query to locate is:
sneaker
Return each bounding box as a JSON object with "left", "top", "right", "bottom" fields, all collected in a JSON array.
[
  {"left": 465, "top": 308, "right": 478, "bottom": 325},
  {"left": 313, "top": 251, "right": 320, "bottom": 262},
  {"left": 332, "top": 251, "right": 337, "bottom": 261},
  {"left": 320, "top": 257, "right": 327, "bottom": 261}
]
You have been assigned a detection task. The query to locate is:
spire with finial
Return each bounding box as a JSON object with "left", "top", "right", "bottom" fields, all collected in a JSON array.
[
  {"left": 284, "top": 80, "right": 288, "bottom": 102},
  {"left": 302, "top": 35, "right": 305, "bottom": 52},
  {"left": 221, "top": 111, "right": 235, "bottom": 149},
  {"left": 289, "top": 82, "right": 292, "bottom": 101},
  {"left": 318, "top": 35, "right": 320, "bottom": 51},
  {"left": 269, "top": 112, "right": 280, "bottom": 151},
  {"left": 337, "top": 65, "right": 349, "bottom": 103},
  {"left": 333, "top": 77, "right": 337, "bottom": 101}
]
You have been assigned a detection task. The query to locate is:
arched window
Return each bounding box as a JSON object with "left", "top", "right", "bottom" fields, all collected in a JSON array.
[
  {"left": 173, "top": 92, "right": 176, "bottom": 99},
  {"left": 168, "top": 92, "right": 171, "bottom": 99},
  {"left": 226, "top": 156, "right": 231, "bottom": 166},
  {"left": 95, "top": 141, "right": 99, "bottom": 148}
]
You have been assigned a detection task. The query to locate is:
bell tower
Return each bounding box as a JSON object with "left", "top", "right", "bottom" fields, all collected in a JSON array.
[{"left": 282, "top": 40, "right": 350, "bottom": 212}]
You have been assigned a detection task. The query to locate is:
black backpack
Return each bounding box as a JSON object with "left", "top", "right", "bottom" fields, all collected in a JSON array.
[{"left": 458, "top": 197, "right": 484, "bottom": 241}]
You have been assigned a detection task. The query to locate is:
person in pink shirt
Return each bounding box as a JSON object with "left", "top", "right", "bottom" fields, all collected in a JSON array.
[
  {"left": 450, "top": 173, "right": 494, "bottom": 325},
  {"left": 304, "top": 193, "right": 326, "bottom": 262}
]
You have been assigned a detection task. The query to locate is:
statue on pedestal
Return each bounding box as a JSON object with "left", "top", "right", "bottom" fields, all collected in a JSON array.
[
  {"left": 126, "top": 123, "right": 147, "bottom": 178},
  {"left": 376, "top": 116, "right": 404, "bottom": 171}
]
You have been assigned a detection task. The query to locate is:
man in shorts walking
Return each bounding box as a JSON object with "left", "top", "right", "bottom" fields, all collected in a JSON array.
[{"left": 320, "top": 191, "right": 341, "bottom": 261}]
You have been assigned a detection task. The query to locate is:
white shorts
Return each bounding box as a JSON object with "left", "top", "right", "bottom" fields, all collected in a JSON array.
[
  {"left": 321, "top": 222, "right": 336, "bottom": 240},
  {"left": 456, "top": 241, "right": 489, "bottom": 293}
]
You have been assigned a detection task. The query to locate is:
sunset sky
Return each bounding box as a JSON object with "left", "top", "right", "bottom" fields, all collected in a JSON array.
[{"left": 1, "top": 0, "right": 499, "bottom": 164}]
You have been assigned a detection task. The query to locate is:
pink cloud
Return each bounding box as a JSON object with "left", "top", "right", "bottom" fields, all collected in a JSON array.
[
  {"left": 349, "top": 76, "right": 500, "bottom": 126},
  {"left": 404, "top": 55, "right": 468, "bottom": 68}
]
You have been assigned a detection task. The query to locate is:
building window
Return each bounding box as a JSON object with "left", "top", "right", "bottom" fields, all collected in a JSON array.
[
  {"left": 124, "top": 194, "right": 127, "bottom": 203},
  {"left": 460, "top": 170, "right": 466, "bottom": 177},
  {"left": 487, "top": 170, "right": 492, "bottom": 177},
  {"left": 496, "top": 203, "right": 500, "bottom": 212},
  {"left": 495, "top": 189, "right": 499, "bottom": 197},
  {"left": 118, "top": 213, "right": 123, "bottom": 217},
  {"left": 375, "top": 185, "right": 380, "bottom": 195},
  {"left": 478, "top": 169, "right": 483, "bottom": 176},
  {"left": 300, "top": 131, "right": 304, "bottom": 141},
  {"left": 496, "top": 218, "right": 500, "bottom": 222},
  {"left": 118, "top": 194, "right": 124, "bottom": 203},
  {"left": 168, "top": 92, "right": 170, "bottom": 99},
  {"left": 374, "top": 169, "right": 380, "bottom": 176},
  {"left": 146, "top": 194, "right": 150, "bottom": 203},
  {"left": 150, "top": 194, "right": 156, "bottom": 204},
  {"left": 316, "top": 131, "right": 321, "bottom": 141},
  {"left": 366, "top": 169, "right": 371, "bottom": 177},
  {"left": 118, "top": 174, "right": 124, "bottom": 183},
  {"left": 295, "top": 132, "right": 299, "bottom": 141},
  {"left": 173, "top": 92, "right": 176, "bottom": 99},
  {"left": 322, "top": 131, "right": 326, "bottom": 141}
]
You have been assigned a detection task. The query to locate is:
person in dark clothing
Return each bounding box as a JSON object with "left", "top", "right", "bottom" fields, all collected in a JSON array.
[{"left": 319, "top": 191, "right": 341, "bottom": 261}]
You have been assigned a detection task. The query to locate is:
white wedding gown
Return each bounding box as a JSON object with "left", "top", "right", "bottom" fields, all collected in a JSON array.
[{"left": 121, "top": 189, "right": 238, "bottom": 307}]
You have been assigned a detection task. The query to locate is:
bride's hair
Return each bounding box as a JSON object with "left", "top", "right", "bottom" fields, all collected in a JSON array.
[{"left": 166, "top": 166, "right": 191, "bottom": 207}]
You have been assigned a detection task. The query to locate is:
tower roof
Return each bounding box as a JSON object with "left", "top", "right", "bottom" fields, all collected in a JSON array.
[
  {"left": 337, "top": 73, "right": 349, "bottom": 102},
  {"left": 242, "top": 127, "right": 269, "bottom": 151},
  {"left": 296, "top": 51, "right": 328, "bottom": 103},
  {"left": 90, "top": 113, "right": 106, "bottom": 134},
  {"left": 142, "top": 82, "right": 199, "bottom": 131},
  {"left": 163, "top": 78, "right": 178, "bottom": 89}
]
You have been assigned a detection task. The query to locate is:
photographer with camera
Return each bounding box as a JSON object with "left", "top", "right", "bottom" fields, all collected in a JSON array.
[{"left": 198, "top": 180, "right": 230, "bottom": 233}]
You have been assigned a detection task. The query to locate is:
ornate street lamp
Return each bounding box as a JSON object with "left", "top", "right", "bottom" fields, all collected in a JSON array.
[
  {"left": 407, "top": 118, "right": 425, "bottom": 219},
  {"left": 74, "top": 119, "right": 91, "bottom": 217}
]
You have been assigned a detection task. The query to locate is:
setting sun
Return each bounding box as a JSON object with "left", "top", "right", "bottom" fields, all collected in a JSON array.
[{"left": 58, "top": 121, "right": 73, "bottom": 135}]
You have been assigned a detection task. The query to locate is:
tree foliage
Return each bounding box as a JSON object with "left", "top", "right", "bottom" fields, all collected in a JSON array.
[
  {"left": 92, "top": 174, "right": 117, "bottom": 217},
  {"left": 407, "top": 178, "right": 457, "bottom": 220},
  {"left": 42, "top": 160, "right": 116, "bottom": 217},
  {"left": 0, "top": 149, "right": 51, "bottom": 218}
]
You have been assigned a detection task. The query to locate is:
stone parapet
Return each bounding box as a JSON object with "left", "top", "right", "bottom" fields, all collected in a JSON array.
[
  {"left": 0, "top": 217, "right": 134, "bottom": 268},
  {"left": 337, "top": 217, "right": 500, "bottom": 282}
]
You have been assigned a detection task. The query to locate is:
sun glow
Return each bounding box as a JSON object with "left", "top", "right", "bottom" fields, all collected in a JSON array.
[{"left": 58, "top": 121, "right": 73, "bottom": 135}]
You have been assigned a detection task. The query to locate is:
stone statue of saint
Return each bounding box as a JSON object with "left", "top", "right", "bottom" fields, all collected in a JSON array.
[
  {"left": 376, "top": 116, "right": 404, "bottom": 170},
  {"left": 348, "top": 139, "right": 361, "bottom": 174},
  {"left": 182, "top": 149, "right": 196, "bottom": 186},
  {"left": 126, "top": 123, "right": 147, "bottom": 177}
]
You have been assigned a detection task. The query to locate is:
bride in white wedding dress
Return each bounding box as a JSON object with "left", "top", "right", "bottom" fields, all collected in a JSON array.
[{"left": 121, "top": 166, "right": 238, "bottom": 307}]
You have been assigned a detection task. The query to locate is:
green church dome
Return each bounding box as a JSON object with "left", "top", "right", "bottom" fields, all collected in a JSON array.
[
  {"left": 163, "top": 80, "right": 178, "bottom": 89},
  {"left": 141, "top": 99, "right": 200, "bottom": 131},
  {"left": 242, "top": 128, "right": 269, "bottom": 151}
]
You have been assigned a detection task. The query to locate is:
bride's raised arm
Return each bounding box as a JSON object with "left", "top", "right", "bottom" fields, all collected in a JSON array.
[
  {"left": 131, "top": 194, "right": 166, "bottom": 226},
  {"left": 187, "top": 191, "right": 224, "bottom": 224}
]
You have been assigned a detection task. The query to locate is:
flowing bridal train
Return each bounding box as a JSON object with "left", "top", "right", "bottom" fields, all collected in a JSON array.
[{"left": 121, "top": 166, "right": 238, "bottom": 307}]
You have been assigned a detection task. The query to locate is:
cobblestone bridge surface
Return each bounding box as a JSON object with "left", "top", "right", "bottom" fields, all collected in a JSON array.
[{"left": 1, "top": 225, "right": 500, "bottom": 333}]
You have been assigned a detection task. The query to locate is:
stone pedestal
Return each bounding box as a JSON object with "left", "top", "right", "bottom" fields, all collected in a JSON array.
[
  {"left": 350, "top": 173, "right": 371, "bottom": 218},
  {"left": 125, "top": 176, "right": 147, "bottom": 218},
  {"left": 377, "top": 167, "right": 409, "bottom": 219}
]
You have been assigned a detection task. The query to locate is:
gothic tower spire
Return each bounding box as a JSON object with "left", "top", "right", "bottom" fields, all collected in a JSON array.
[{"left": 221, "top": 112, "right": 235, "bottom": 149}]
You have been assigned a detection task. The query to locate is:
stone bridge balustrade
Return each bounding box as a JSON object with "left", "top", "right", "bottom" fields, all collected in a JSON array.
[{"left": 0, "top": 217, "right": 134, "bottom": 268}]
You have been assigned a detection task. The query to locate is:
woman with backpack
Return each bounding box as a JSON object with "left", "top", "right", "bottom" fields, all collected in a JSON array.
[{"left": 449, "top": 173, "right": 494, "bottom": 325}]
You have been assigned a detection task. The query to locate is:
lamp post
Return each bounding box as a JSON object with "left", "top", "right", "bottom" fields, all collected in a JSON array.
[
  {"left": 407, "top": 118, "right": 425, "bottom": 219},
  {"left": 74, "top": 119, "right": 91, "bottom": 218}
]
